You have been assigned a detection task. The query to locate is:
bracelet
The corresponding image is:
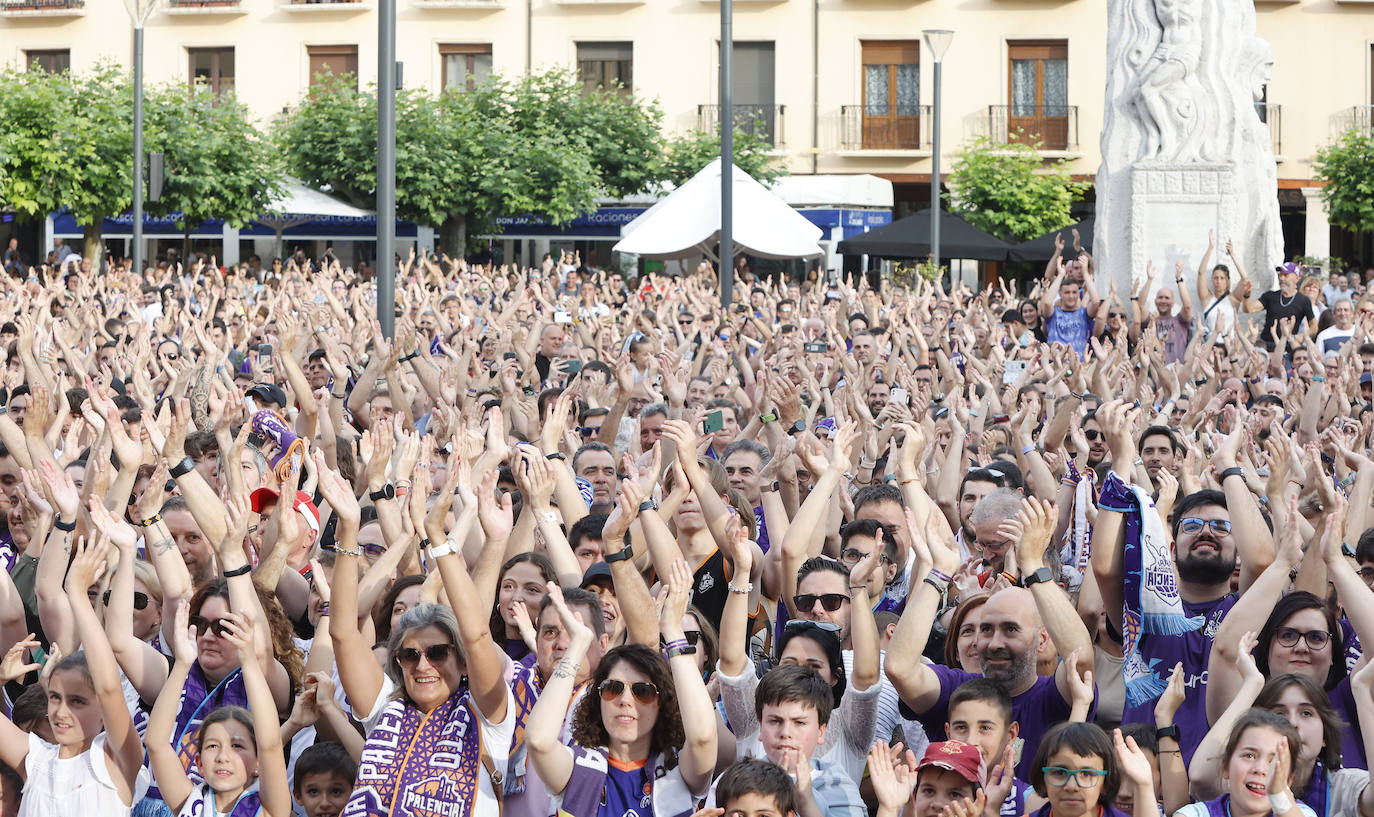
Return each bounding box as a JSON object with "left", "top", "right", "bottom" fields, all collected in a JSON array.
[
  {"left": 1312, "top": 376, "right": 1326, "bottom": 382},
  {"left": 663, "top": 638, "right": 688, "bottom": 652},
  {"left": 923, "top": 575, "right": 949, "bottom": 593},
  {"left": 52, "top": 517, "right": 76, "bottom": 533},
  {"left": 665, "top": 643, "right": 697, "bottom": 659},
  {"left": 299, "top": 564, "right": 314, "bottom": 584},
  {"left": 546, "top": 452, "right": 567, "bottom": 461},
  {"left": 139, "top": 513, "right": 162, "bottom": 527},
  {"left": 928, "top": 568, "right": 953, "bottom": 583},
  {"left": 330, "top": 392, "right": 346, "bottom": 399},
  {"left": 899, "top": 477, "right": 920, "bottom": 485},
  {"left": 1021, "top": 444, "right": 1036, "bottom": 455},
  {"left": 319, "top": 602, "right": 330, "bottom": 617},
  {"left": 419, "top": 537, "right": 431, "bottom": 550},
  {"left": 1219, "top": 466, "right": 1245, "bottom": 482},
  {"left": 728, "top": 582, "right": 753, "bottom": 595},
  {"left": 849, "top": 584, "right": 870, "bottom": 594},
  {"left": 223, "top": 563, "right": 251, "bottom": 578},
  {"left": 335, "top": 544, "right": 363, "bottom": 557}
]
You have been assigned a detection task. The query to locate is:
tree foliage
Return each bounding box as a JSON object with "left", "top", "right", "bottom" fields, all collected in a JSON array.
[
  {"left": 659, "top": 126, "right": 781, "bottom": 188},
  {"left": 946, "top": 136, "right": 1089, "bottom": 243},
  {"left": 144, "top": 84, "right": 283, "bottom": 230},
  {"left": 276, "top": 69, "right": 665, "bottom": 255},
  {"left": 0, "top": 64, "right": 133, "bottom": 259},
  {"left": 1313, "top": 128, "right": 1374, "bottom": 233}
]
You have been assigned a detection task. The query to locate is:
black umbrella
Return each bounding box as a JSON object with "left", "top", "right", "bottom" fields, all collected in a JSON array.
[
  {"left": 836, "top": 208, "right": 1013, "bottom": 261},
  {"left": 1007, "top": 215, "right": 1095, "bottom": 263}
]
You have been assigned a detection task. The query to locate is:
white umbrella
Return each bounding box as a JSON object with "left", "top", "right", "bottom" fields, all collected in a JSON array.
[
  {"left": 257, "top": 179, "right": 374, "bottom": 259},
  {"left": 614, "top": 158, "right": 823, "bottom": 260}
]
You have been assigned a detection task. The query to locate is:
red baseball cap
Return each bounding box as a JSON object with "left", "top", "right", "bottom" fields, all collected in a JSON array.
[
  {"left": 916, "top": 740, "right": 987, "bottom": 787},
  {"left": 249, "top": 487, "right": 320, "bottom": 534}
]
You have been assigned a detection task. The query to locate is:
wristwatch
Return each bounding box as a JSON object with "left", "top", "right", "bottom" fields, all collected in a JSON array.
[
  {"left": 426, "top": 539, "right": 457, "bottom": 560},
  {"left": 605, "top": 543, "right": 635, "bottom": 563},
  {"left": 169, "top": 456, "right": 196, "bottom": 479},
  {"left": 1021, "top": 566, "right": 1055, "bottom": 588},
  {"left": 787, "top": 420, "right": 806, "bottom": 436},
  {"left": 369, "top": 484, "right": 395, "bottom": 502},
  {"left": 1155, "top": 724, "right": 1181, "bottom": 742}
]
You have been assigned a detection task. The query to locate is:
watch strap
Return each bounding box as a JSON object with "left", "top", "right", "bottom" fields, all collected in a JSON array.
[
  {"left": 1021, "top": 566, "right": 1055, "bottom": 588},
  {"left": 426, "top": 539, "right": 457, "bottom": 561},
  {"left": 605, "top": 543, "right": 635, "bottom": 563},
  {"left": 169, "top": 456, "right": 196, "bottom": 479},
  {"left": 369, "top": 484, "right": 395, "bottom": 502},
  {"left": 1155, "top": 724, "right": 1181, "bottom": 741}
]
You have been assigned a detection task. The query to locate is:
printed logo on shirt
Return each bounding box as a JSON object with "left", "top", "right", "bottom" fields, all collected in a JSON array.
[
  {"left": 698, "top": 572, "right": 715, "bottom": 594},
  {"left": 401, "top": 776, "right": 465, "bottom": 817}
]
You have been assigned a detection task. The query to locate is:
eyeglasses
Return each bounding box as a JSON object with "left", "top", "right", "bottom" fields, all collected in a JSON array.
[
  {"left": 1108, "top": 312, "right": 1126, "bottom": 319},
  {"left": 396, "top": 643, "right": 456, "bottom": 668},
  {"left": 839, "top": 548, "right": 890, "bottom": 566},
  {"left": 792, "top": 593, "right": 849, "bottom": 613},
  {"left": 1178, "top": 518, "right": 1234, "bottom": 536},
  {"left": 1083, "top": 429, "right": 1103, "bottom": 441},
  {"left": 678, "top": 317, "right": 694, "bottom": 325},
  {"left": 1042, "top": 767, "right": 1108, "bottom": 788},
  {"left": 579, "top": 427, "right": 599, "bottom": 438},
  {"left": 1274, "top": 627, "right": 1331, "bottom": 650},
  {"left": 102, "top": 591, "right": 150, "bottom": 610},
  {"left": 362, "top": 544, "right": 387, "bottom": 559},
  {"left": 1358, "top": 567, "right": 1374, "bottom": 585},
  {"left": 188, "top": 616, "right": 230, "bottom": 638},
  {"left": 598, "top": 679, "right": 660, "bottom": 704}
]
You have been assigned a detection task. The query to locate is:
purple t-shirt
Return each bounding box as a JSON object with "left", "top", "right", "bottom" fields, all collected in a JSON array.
[
  {"left": 1046, "top": 306, "right": 1093, "bottom": 359},
  {"left": 1118, "top": 594, "right": 1237, "bottom": 764},
  {"left": 899, "top": 664, "right": 1076, "bottom": 780},
  {"left": 1328, "top": 676, "right": 1366, "bottom": 770},
  {"left": 999, "top": 778, "right": 1033, "bottom": 817}
]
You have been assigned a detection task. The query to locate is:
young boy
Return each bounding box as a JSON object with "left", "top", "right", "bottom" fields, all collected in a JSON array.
[
  {"left": 292, "top": 742, "right": 357, "bottom": 817},
  {"left": 946, "top": 678, "right": 1039, "bottom": 817},
  {"left": 698, "top": 758, "right": 799, "bottom": 817}
]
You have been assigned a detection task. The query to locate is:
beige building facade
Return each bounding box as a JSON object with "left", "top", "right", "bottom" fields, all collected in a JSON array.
[{"left": 1, "top": 0, "right": 1371, "bottom": 264}]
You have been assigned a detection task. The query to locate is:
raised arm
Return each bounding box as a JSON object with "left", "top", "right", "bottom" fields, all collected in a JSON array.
[
  {"left": 600, "top": 480, "right": 660, "bottom": 648},
  {"left": 1008, "top": 498, "right": 1093, "bottom": 702},
  {"left": 1196, "top": 231, "right": 1216, "bottom": 308},
  {"left": 659, "top": 558, "right": 718, "bottom": 794},
  {"left": 220, "top": 613, "right": 292, "bottom": 817},
  {"left": 147, "top": 600, "right": 201, "bottom": 812},
  {"left": 885, "top": 507, "right": 960, "bottom": 713},
  {"left": 1188, "top": 632, "right": 1264, "bottom": 802},
  {"left": 90, "top": 497, "right": 170, "bottom": 702},
  {"left": 524, "top": 585, "right": 590, "bottom": 796}
]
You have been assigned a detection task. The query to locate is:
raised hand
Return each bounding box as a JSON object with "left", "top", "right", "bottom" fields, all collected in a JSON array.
[
  {"left": 867, "top": 741, "right": 915, "bottom": 813},
  {"left": 218, "top": 611, "right": 257, "bottom": 668},
  {"left": 1114, "top": 729, "right": 1155, "bottom": 787},
  {"left": 65, "top": 534, "right": 112, "bottom": 598},
  {"left": 0, "top": 634, "right": 42, "bottom": 684},
  {"left": 1155, "top": 661, "right": 1186, "bottom": 725}
]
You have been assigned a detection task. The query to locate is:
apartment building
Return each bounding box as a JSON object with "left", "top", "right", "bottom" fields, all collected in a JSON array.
[{"left": 1, "top": 0, "right": 1372, "bottom": 265}]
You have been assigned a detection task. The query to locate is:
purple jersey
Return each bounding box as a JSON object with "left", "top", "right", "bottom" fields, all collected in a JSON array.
[
  {"left": 1118, "top": 594, "right": 1237, "bottom": 765},
  {"left": 898, "top": 664, "right": 1077, "bottom": 780}
]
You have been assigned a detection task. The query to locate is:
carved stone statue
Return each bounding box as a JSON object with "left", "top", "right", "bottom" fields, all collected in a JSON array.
[{"left": 1095, "top": 0, "right": 1283, "bottom": 297}]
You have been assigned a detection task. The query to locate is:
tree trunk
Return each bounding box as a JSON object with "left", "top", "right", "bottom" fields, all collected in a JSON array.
[
  {"left": 439, "top": 213, "right": 466, "bottom": 260},
  {"left": 82, "top": 218, "right": 104, "bottom": 273}
]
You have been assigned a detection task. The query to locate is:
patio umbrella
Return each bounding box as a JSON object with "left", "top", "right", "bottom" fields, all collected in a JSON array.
[
  {"left": 1007, "top": 215, "right": 1095, "bottom": 263},
  {"left": 836, "top": 208, "right": 1012, "bottom": 261},
  {"left": 256, "top": 180, "right": 374, "bottom": 260}
]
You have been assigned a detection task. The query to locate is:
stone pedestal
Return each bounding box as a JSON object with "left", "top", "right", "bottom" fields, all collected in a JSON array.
[{"left": 1129, "top": 164, "right": 1233, "bottom": 295}]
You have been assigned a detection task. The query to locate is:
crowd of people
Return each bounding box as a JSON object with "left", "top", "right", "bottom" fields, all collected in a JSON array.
[{"left": 0, "top": 231, "right": 1365, "bottom": 817}]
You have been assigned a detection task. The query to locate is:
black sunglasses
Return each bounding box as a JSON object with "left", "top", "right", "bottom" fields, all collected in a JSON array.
[
  {"left": 1083, "top": 429, "right": 1103, "bottom": 441},
  {"left": 102, "top": 590, "right": 150, "bottom": 610},
  {"left": 598, "top": 679, "right": 660, "bottom": 704},
  {"left": 579, "top": 426, "right": 598, "bottom": 437},
  {"left": 792, "top": 593, "right": 849, "bottom": 613},
  {"left": 396, "top": 643, "right": 456, "bottom": 668},
  {"left": 188, "top": 616, "right": 230, "bottom": 638}
]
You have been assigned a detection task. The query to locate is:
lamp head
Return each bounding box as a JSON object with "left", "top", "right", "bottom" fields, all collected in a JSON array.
[{"left": 923, "top": 29, "right": 954, "bottom": 62}]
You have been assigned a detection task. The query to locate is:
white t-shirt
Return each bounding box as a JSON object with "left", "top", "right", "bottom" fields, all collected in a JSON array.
[{"left": 20, "top": 733, "right": 150, "bottom": 817}]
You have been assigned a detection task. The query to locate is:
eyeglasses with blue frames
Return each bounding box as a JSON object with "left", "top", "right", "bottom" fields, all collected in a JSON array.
[
  {"left": 1178, "top": 517, "right": 1233, "bottom": 536},
  {"left": 1041, "top": 767, "right": 1108, "bottom": 788}
]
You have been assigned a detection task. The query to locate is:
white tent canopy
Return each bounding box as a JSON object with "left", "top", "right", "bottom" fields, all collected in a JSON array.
[
  {"left": 613, "top": 158, "right": 823, "bottom": 260},
  {"left": 257, "top": 180, "right": 374, "bottom": 258}
]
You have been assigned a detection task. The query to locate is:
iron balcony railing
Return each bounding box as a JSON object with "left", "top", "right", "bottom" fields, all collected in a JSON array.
[
  {"left": 986, "top": 104, "right": 1079, "bottom": 151},
  {"left": 839, "top": 104, "right": 932, "bottom": 150},
  {"left": 0, "top": 0, "right": 83, "bottom": 9},
  {"left": 697, "top": 103, "right": 785, "bottom": 146}
]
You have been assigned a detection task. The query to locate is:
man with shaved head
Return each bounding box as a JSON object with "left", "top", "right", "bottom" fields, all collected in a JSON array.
[{"left": 884, "top": 496, "right": 1093, "bottom": 779}]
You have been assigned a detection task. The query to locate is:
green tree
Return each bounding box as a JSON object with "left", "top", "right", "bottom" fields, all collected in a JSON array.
[
  {"left": 1313, "top": 128, "right": 1374, "bottom": 233},
  {"left": 946, "top": 136, "right": 1089, "bottom": 242},
  {"left": 0, "top": 64, "right": 133, "bottom": 266},
  {"left": 143, "top": 83, "right": 284, "bottom": 234},
  {"left": 659, "top": 126, "right": 782, "bottom": 187},
  {"left": 277, "top": 70, "right": 662, "bottom": 257}
]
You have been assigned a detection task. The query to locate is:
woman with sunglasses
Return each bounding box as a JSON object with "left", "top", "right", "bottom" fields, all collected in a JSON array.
[
  {"left": 1206, "top": 510, "right": 1374, "bottom": 768},
  {"left": 328, "top": 456, "right": 514, "bottom": 817},
  {"left": 526, "top": 560, "right": 717, "bottom": 817}
]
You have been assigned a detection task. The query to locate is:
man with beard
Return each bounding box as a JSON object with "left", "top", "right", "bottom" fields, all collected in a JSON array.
[
  {"left": 886, "top": 496, "right": 1092, "bottom": 780},
  {"left": 1090, "top": 399, "right": 1274, "bottom": 765},
  {"left": 1081, "top": 410, "right": 1109, "bottom": 470},
  {"left": 1137, "top": 426, "right": 1182, "bottom": 490}
]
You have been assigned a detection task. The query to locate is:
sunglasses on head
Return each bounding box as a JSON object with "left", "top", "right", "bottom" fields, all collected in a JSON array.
[
  {"left": 396, "top": 643, "right": 456, "bottom": 669},
  {"left": 792, "top": 593, "right": 849, "bottom": 613},
  {"left": 188, "top": 616, "right": 230, "bottom": 638},
  {"left": 598, "top": 678, "right": 659, "bottom": 704},
  {"left": 101, "top": 590, "right": 150, "bottom": 610},
  {"left": 1178, "top": 517, "right": 1233, "bottom": 536}
]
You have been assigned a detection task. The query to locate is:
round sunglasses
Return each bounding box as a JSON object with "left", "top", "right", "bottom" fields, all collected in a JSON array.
[
  {"left": 598, "top": 679, "right": 659, "bottom": 704},
  {"left": 396, "top": 643, "right": 456, "bottom": 669}
]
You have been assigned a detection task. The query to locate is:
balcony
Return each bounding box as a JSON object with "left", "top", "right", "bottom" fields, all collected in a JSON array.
[
  {"left": 838, "top": 104, "right": 931, "bottom": 153},
  {"left": 413, "top": 0, "right": 505, "bottom": 7},
  {"left": 697, "top": 103, "right": 785, "bottom": 147},
  {"left": 0, "top": 0, "right": 84, "bottom": 16},
  {"left": 283, "top": 0, "right": 371, "bottom": 9},
  {"left": 986, "top": 104, "right": 1079, "bottom": 152},
  {"left": 1334, "top": 105, "right": 1374, "bottom": 136},
  {"left": 1255, "top": 102, "right": 1282, "bottom": 158},
  {"left": 166, "top": 0, "right": 248, "bottom": 14}
]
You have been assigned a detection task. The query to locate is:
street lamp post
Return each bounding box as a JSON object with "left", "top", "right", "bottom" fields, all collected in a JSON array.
[
  {"left": 124, "top": 0, "right": 158, "bottom": 277},
  {"left": 923, "top": 29, "right": 952, "bottom": 273},
  {"left": 377, "top": 0, "right": 397, "bottom": 339},
  {"left": 720, "top": 0, "right": 734, "bottom": 309}
]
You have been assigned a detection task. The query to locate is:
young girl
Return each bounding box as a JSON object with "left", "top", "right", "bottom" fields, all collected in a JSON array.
[
  {"left": 147, "top": 602, "right": 290, "bottom": 817},
  {"left": 0, "top": 534, "right": 149, "bottom": 816},
  {"left": 1027, "top": 723, "right": 1155, "bottom": 817},
  {"left": 1176, "top": 710, "right": 1314, "bottom": 817}
]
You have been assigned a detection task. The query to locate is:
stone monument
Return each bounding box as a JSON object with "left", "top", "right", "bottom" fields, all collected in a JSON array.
[{"left": 1094, "top": 0, "right": 1283, "bottom": 297}]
